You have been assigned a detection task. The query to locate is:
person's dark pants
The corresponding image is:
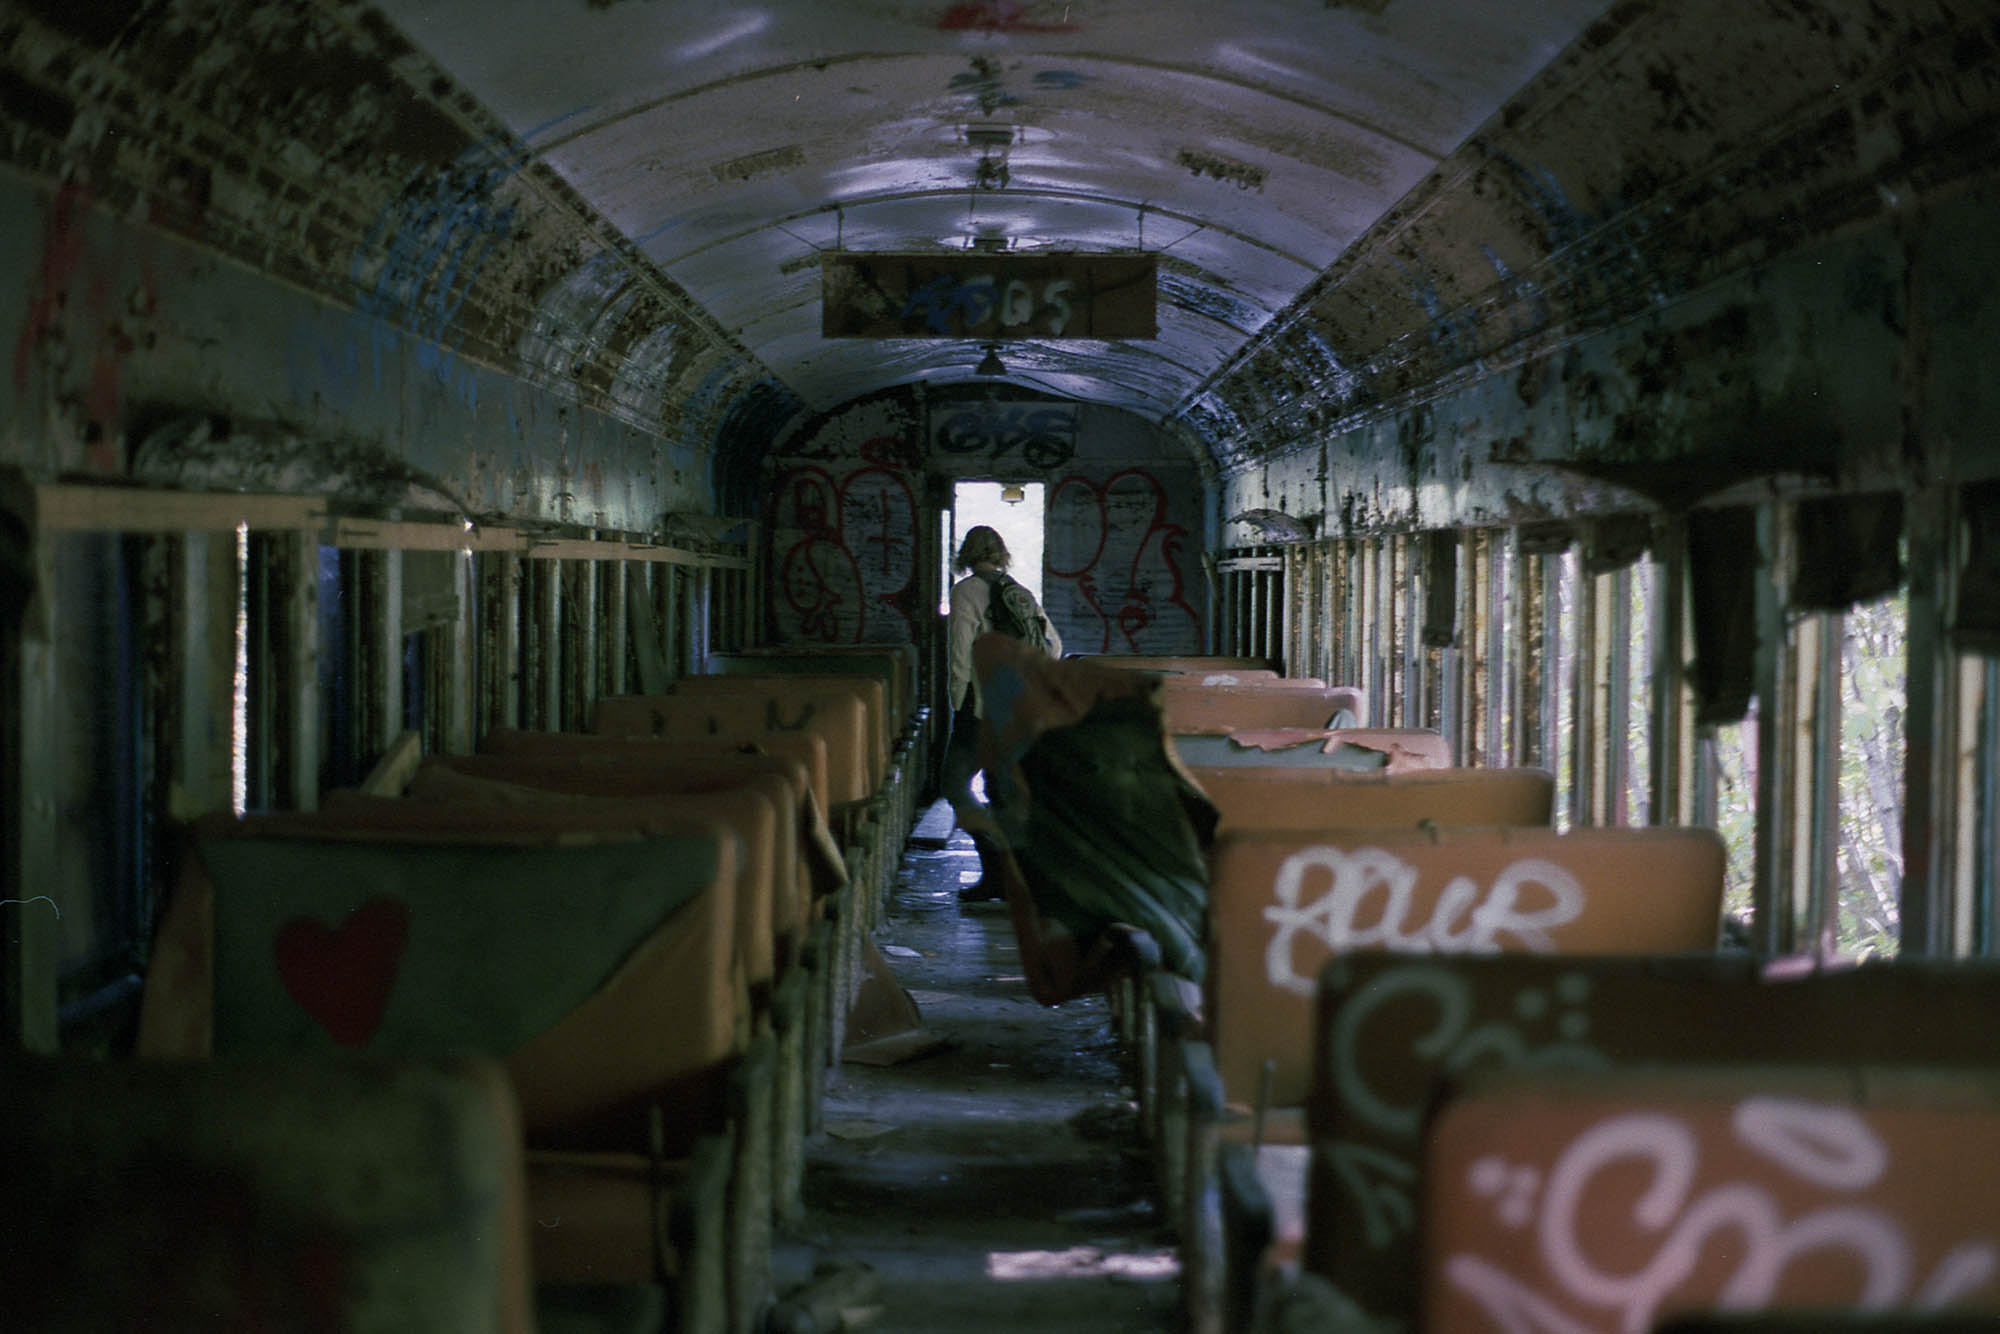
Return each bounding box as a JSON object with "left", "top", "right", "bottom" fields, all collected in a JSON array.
[
  {"left": 941, "top": 701, "right": 1005, "bottom": 900},
  {"left": 942, "top": 700, "right": 981, "bottom": 816}
]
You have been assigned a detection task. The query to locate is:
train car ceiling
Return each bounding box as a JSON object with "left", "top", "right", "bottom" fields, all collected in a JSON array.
[{"left": 1, "top": 0, "right": 1997, "bottom": 543}]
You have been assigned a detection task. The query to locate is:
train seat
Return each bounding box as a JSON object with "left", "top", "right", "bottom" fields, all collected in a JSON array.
[
  {"left": 1148, "top": 765, "right": 1554, "bottom": 1210},
  {"left": 668, "top": 674, "right": 891, "bottom": 801},
  {"left": 706, "top": 645, "right": 919, "bottom": 747},
  {"left": 490, "top": 726, "right": 861, "bottom": 1105},
  {"left": 1171, "top": 725, "right": 1447, "bottom": 774},
  {"left": 1207, "top": 824, "right": 1724, "bottom": 1121},
  {"left": 465, "top": 733, "right": 848, "bottom": 1006},
  {"left": 586, "top": 697, "right": 882, "bottom": 1042},
  {"left": 1418, "top": 1063, "right": 2000, "bottom": 1333},
  {"left": 0, "top": 1052, "right": 537, "bottom": 1333},
  {"left": 665, "top": 672, "right": 902, "bottom": 924},
  {"left": 593, "top": 689, "right": 888, "bottom": 939},
  {"left": 405, "top": 760, "right": 789, "bottom": 1002},
  {"left": 705, "top": 647, "right": 930, "bottom": 843},
  {"left": 1200, "top": 672, "right": 1332, "bottom": 688},
  {"left": 1267, "top": 953, "right": 2000, "bottom": 1334},
  {"left": 485, "top": 726, "right": 837, "bottom": 855},
  {"left": 969, "top": 636, "right": 1216, "bottom": 1006},
  {"left": 1179, "top": 823, "right": 1725, "bottom": 1334},
  {"left": 1161, "top": 680, "right": 1369, "bottom": 735},
  {"left": 595, "top": 693, "right": 863, "bottom": 811},
  {"left": 1188, "top": 765, "right": 1554, "bottom": 834},
  {"left": 405, "top": 751, "right": 824, "bottom": 1224},
  {"left": 1076, "top": 654, "right": 1286, "bottom": 675},
  {"left": 138, "top": 804, "right": 759, "bottom": 1334}
]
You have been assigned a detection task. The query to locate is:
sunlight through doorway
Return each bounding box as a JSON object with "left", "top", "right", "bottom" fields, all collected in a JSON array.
[{"left": 940, "top": 480, "right": 1046, "bottom": 613}]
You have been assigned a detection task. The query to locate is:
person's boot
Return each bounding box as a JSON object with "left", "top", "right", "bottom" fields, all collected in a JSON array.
[{"left": 958, "top": 830, "right": 1007, "bottom": 902}]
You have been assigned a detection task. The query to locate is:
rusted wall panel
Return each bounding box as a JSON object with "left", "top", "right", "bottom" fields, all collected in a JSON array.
[
  {"left": 1224, "top": 182, "right": 2000, "bottom": 537},
  {"left": 0, "top": 0, "right": 798, "bottom": 522},
  {"left": 0, "top": 176, "right": 713, "bottom": 528},
  {"left": 1921, "top": 178, "right": 2000, "bottom": 471},
  {"left": 1193, "top": 0, "right": 2000, "bottom": 493}
]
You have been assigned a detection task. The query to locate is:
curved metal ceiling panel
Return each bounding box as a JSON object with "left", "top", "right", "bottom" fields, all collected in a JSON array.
[
  {"left": 367, "top": 0, "right": 1623, "bottom": 433},
  {"left": 1188, "top": 0, "right": 2000, "bottom": 474}
]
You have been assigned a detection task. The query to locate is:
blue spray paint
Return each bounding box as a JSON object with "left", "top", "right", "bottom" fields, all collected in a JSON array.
[{"left": 349, "top": 133, "right": 532, "bottom": 392}]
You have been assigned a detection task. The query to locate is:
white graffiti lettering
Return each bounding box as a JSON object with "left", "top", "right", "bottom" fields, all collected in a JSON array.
[
  {"left": 1042, "top": 278, "right": 1075, "bottom": 334},
  {"left": 1323, "top": 962, "right": 1604, "bottom": 1256},
  {"left": 1262, "top": 848, "right": 1586, "bottom": 996},
  {"left": 1733, "top": 1098, "right": 1885, "bottom": 1189},
  {"left": 1001, "top": 277, "right": 1036, "bottom": 327},
  {"left": 1919, "top": 1244, "right": 2000, "bottom": 1307},
  {"left": 1447, "top": 1100, "right": 2000, "bottom": 1333},
  {"left": 1447, "top": 1253, "right": 1600, "bottom": 1334}
]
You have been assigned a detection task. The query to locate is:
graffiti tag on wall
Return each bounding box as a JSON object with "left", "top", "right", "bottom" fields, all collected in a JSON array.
[
  {"left": 931, "top": 402, "right": 1077, "bottom": 467},
  {"left": 769, "top": 463, "right": 919, "bottom": 644},
  {"left": 12, "top": 182, "right": 159, "bottom": 472},
  {"left": 1046, "top": 469, "right": 1200, "bottom": 653},
  {"left": 939, "top": 2, "right": 1081, "bottom": 35},
  {"left": 350, "top": 134, "right": 530, "bottom": 398}
]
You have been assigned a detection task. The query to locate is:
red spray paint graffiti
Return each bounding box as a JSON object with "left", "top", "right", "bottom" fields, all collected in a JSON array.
[
  {"left": 12, "top": 182, "right": 157, "bottom": 473},
  {"left": 1047, "top": 469, "right": 1201, "bottom": 653},
  {"left": 938, "top": 1, "right": 1079, "bottom": 34},
  {"left": 12, "top": 182, "right": 93, "bottom": 397},
  {"left": 771, "top": 464, "right": 920, "bottom": 644}
]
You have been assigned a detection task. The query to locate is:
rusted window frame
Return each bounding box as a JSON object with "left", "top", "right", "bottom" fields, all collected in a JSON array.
[{"left": 1648, "top": 519, "right": 1694, "bottom": 826}]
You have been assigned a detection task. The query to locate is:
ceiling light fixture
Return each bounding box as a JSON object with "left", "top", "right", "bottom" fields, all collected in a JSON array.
[
  {"left": 1001, "top": 483, "right": 1026, "bottom": 505},
  {"left": 975, "top": 343, "right": 1006, "bottom": 376}
]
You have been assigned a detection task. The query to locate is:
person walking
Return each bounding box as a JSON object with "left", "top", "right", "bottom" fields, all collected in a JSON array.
[{"left": 943, "top": 525, "right": 1061, "bottom": 899}]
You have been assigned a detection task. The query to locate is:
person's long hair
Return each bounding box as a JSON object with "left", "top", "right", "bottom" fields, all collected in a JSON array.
[{"left": 955, "top": 525, "right": 1011, "bottom": 573}]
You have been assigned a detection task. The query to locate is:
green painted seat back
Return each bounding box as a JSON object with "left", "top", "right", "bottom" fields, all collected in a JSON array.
[
  {"left": 140, "top": 805, "right": 744, "bottom": 1146},
  {"left": 0, "top": 1054, "right": 533, "bottom": 1333}
]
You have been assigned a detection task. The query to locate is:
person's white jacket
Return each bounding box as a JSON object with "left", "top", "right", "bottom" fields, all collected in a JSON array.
[{"left": 947, "top": 572, "right": 1062, "bottom": 715}]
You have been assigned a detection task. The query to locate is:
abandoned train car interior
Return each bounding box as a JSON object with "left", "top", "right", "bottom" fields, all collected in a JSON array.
[{"left": 5, "top": 0, "right": 2000, "bottom": 1330}]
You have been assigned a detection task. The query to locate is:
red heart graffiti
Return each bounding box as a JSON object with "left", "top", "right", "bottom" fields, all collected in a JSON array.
[{"left": 273, "top": 899, "right": 410, "bottom": 1046}]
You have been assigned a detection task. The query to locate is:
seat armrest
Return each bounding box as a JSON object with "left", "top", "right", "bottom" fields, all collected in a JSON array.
[
  {"left": 1101, "top": 922, "right": 1164, "bottom": 974},
  {"left": 770, "top": 963, "right": 810, "bottom": 1036},
  {"left": 1184, "top": 1039, "right": 1225, "bottom": 1123},
  {"left": 1219, "top": 1142, "right": 1276, "bottom": 1334},
  {"left": 1150, "top": 970, "right": 1203, "bottom": 1042}
]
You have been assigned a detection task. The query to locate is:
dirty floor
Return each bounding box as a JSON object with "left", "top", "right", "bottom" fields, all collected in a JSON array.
[{"left": 773, "top": 801, "right": 1179, "bottom": 1332}]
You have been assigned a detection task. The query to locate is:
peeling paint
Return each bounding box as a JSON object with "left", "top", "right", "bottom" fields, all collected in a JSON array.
[{"left": 1190, "top": 0, "right": 2000, "bottom": 508}]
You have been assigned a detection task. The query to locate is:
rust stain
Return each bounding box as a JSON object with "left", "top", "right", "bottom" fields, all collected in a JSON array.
[
  {"left": 12, "top": 180, "right": 91, "bottom": 396},
  {"left": 0, "top": 0, "right": 765, "bottom": 455},
  {"left": 1190, "top": 0, "right": 2000, "bottom": 485},
  {"left": 937, "top": 1, "right": 1080, "bottom": 35}
]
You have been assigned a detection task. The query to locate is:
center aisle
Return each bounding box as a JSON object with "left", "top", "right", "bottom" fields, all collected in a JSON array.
[{"left": 772, "top": 802, "right": 1181, "bottom": 1333}]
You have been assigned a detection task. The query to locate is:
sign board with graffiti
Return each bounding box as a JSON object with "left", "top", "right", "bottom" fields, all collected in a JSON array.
[{"left": 821, "top": 253, "right": 1157, "bottom": 339}]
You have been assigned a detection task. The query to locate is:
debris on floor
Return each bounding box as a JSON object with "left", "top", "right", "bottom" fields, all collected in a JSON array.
[
  {"left": 767, "top": 1260, "right": 883, "bottom": 1333},
  {"left": 841, "top": 939, "right": 949, "bottom": 1067},
  {"left": 777, "top": 802, "right": 1178, "bottom": 1333}
]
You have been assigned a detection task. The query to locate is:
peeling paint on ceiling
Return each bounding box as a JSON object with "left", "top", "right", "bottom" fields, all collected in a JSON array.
[{"left": 2, "top": 0, "right": 1995, "bottom": 494}]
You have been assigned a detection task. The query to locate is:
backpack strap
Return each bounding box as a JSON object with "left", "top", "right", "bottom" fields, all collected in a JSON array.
[{"left": 977, "top": 569, "right": 1005, "bottom": 630}]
